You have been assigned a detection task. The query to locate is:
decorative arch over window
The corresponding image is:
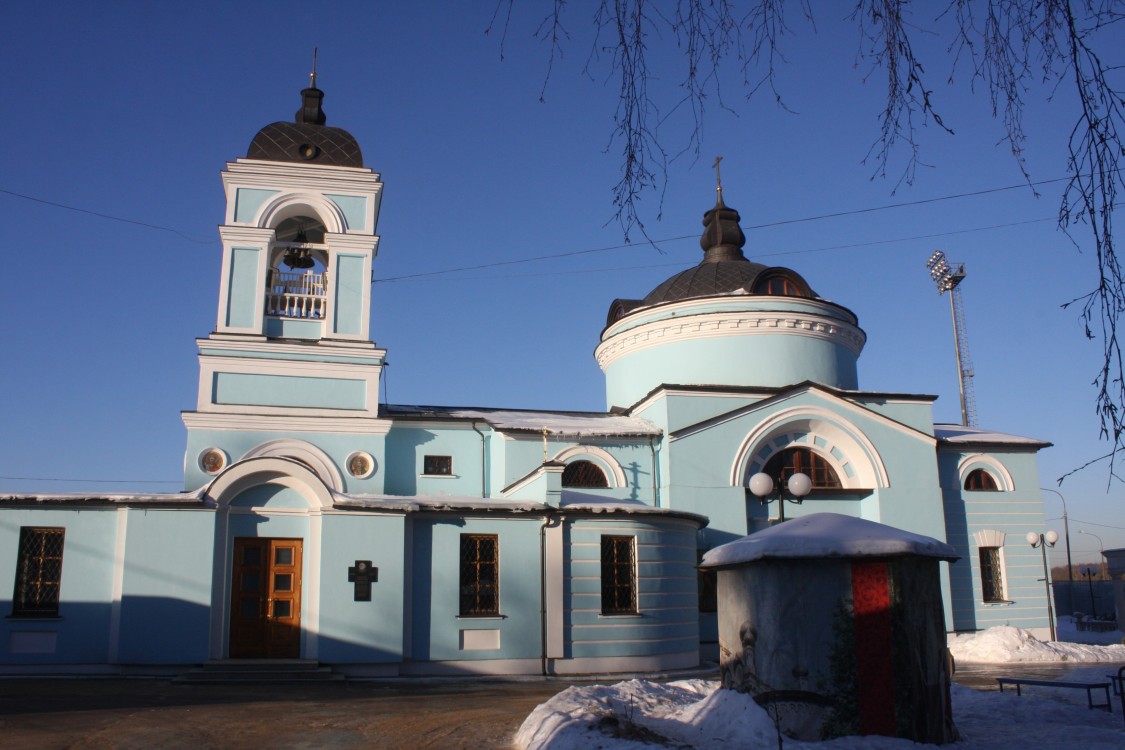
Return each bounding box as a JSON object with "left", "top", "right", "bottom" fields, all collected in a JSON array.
[
  {"left": 562, "top": 460, "right": 609, "bottom": 488},
  {"left": 761, "top": 447, "right": 842, "bottom": 489},
  {"left": 957, "top": 454, "right": 1014, "bottom": 492},
  {"left": 552, "top": 445, "right": 627, "bottom": 489},
  {"left": 730, "top": 406, "right": 890, "bottom": 490}
]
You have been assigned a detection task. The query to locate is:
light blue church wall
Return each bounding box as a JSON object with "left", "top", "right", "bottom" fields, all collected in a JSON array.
[
  {"left": 0, "top": 509, "right": 120, "bottom": 665},
  {"left": 332, "top": 254, "right": 365, "bottom": 336},
  {"left": 604, "top": 334, "right": 859, "bottom": 410},
  {"left": 384, "top": 425, "right": 486, "bottom": 497},
  {"left": 318, "top": 512, "right": 406, "bottom": 663},
  {"left": 565, "top": 518, "right": 699, "bottom": 661},
  {"left": 183, "top": 429, "right": 389, "bottom": 494},
  {"left": 225, "top": 247, "right": 261, "bottom": 329},
  {"left": 212, "top": 372, "right": 367, "bottom": 410},
  {"left": 938, "top": 448, "right": 1050, "bottom": 632},
  {"left": 116, "top": 508, "right": 214, "bottom": 664},
  {"left": 409, "top": 516, "right": 543, "bottom": 663}
]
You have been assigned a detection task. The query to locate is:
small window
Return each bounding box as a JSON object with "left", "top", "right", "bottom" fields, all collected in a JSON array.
[
  {"left": 12, "top": 527, "right": 65, "bottom": 617},
  {"left": 460, "top": 534, "right": 499, "bottom": 616},
  {"left": 965, "top": 469, "right": 999, "bottom": 491},
  {"left": 979, "top": 546, "right": 1006, "bottom": 602},
  {"left": 562, "top": 460, "right": 609, "bottom": 488},
  {"left": 762, "top": 447, "right": 842, "bottom": 489},
  {"left": 423, "top": 455, "right": 452, "bottom": 476},
  {"left": 601, "top": 536, "right": 637, "bottom": 614}
]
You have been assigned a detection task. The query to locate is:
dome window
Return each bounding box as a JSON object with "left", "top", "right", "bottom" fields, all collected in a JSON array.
[
  {"left": 754, "top": 274, "right": 810, "bottom": 298},
  {"left": 563, "top": 460, "right": 609, "bottom": 488},
  {"left": 762, "top": 447, "right": 841, "bottom": 489}
]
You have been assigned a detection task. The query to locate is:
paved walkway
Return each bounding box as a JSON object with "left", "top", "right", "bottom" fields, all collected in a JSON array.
[
  {"left": 0, "top": 677, "right": 577, "bottom": 750},
  {"left": 0, "top": 663, "right": 1101, "bottom": 749}
]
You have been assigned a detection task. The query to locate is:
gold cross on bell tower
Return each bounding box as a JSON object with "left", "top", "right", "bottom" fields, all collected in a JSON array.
[{"left": 712, "top": 155, "right": 724, "bottom": 203}]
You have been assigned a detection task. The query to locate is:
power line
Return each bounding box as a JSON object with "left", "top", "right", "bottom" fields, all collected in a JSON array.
[
  {"left": 375, "top": 177, "right": 1068, "bottom": 283},
  {"left": 0, "top": 187, "right": 212, "bottom": 244},
  {"left": 378, "top": 216, "right": 1057, "bottom": 283}
]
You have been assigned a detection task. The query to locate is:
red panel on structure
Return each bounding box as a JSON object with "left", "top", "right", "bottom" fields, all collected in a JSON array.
[{"left": 851, "top": 560, "right": 896, "bottom": 737}]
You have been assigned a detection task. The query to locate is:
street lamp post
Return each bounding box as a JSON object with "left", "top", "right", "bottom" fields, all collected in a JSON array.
[
  {"left": 1026, "top": 530, "right": 1059, "bottom": 641},
  {"left": 1040, "top": 488, "right": 1073, "bottom": 584},
  {"left": 1079, "top": 529, "right": 1105, "bottom": 562},
  {"left": 748, "top": 471, "right": 812, "bottom": 523},
  {"left": 1081, "top": 566, "right": 1098, "bottom": 617}
]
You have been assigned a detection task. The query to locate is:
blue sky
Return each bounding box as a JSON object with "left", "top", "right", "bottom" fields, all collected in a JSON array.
[{"left": 2, "top": 2, "right": 1122, "bottom": 563}]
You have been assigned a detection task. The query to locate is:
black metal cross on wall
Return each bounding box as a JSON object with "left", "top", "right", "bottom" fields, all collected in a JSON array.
[{"left": 348, "top": 560, "right": 378, "bottom": 602}]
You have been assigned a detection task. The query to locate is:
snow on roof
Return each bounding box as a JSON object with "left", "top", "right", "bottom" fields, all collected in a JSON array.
[
  {"left": 385, "top": 404, "right": 661, "bottom": 436},
  {"left": 560, "top": 494, "right": 709, "bottom": 525},
  {"left": 0, "top": 489, "right": 205, "bottom": 506},
  {"left": 334, "top": 492, "right": 549, "bottom": 514},
  {"left": 935, "top": 424, "right": 1051, "bottom": 447},
  {"left": 701, "top": 512, "right": 958, "bottom": 568}
]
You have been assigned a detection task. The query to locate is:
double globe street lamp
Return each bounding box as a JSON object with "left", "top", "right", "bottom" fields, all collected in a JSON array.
[
  {"left": 1026, "top": 530, "right": 1059, "bottom": 641},
  {"left": 748, "top": 471, "right": 812, "bottom": 523}
]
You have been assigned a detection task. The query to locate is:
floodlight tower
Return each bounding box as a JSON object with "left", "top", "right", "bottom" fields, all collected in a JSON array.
[{"left": 925, "top": 251, "right": 978, "bottom": 427}]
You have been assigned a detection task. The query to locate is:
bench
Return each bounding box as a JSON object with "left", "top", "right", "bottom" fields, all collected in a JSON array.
[{"left": 996, "top": 677, "right": 1111, "bottom": 711}]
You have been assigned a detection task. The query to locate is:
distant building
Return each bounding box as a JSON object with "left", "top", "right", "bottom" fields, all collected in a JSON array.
[{"left": 1, "top": 81, "right": 1054, "bottom": 675}]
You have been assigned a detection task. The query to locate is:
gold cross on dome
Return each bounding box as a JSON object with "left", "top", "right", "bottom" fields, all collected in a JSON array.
[{"left": 712, "top": 155, "right": 724, "bottom": 198}]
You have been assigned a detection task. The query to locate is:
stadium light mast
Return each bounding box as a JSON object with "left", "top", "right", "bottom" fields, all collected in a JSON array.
[{"left": 925, "top": 251, "right": 977, "bottom": 427}]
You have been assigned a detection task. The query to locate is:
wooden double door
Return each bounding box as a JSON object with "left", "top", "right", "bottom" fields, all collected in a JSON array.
[{"left": 229, "top": 538, "right": 303, "bottom": 658}]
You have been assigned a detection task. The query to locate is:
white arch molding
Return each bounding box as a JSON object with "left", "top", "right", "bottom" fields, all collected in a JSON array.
[
  {"left": 256, "top": 192, "right": 349, "bottom": 234},
  {"left": 957, "top": 454, "right": 1015, "bottom": 492},
  {"left": 729, "top": 406, "right": 890, "bottom": 489},
  {"left": 551, "top": 445, "right": 628, "bottom": 488},
  {"left": 241, "top": 439, "right": 344, "bottom": 492}
]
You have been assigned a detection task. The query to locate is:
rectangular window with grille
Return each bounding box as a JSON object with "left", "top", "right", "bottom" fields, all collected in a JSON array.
[
  {"left": 423, "top": 455, "right": 452, "bottom": 476},
  {"left": 12, "top": 527, "right": 65, "bottom": 617},
  {"left": 459, "top": 534, "right": 499, "bottom": 616},
  {"left": 601, "top": 535, "right": 637, "bottom": 614},
  {"left": 979, "top": 546, "right": 1005, "bottom": 602}
]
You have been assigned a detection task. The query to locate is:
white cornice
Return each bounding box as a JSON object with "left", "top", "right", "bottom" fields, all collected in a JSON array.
[
  {"left": 182, "top": 411, "right": 393, "bottom": 435},
  {"left": 198, "top": 336, "right": 385, "bottom": 361},
  {"left": 595, "top": 309, "right": 867, "bottom": 370},
  {"left": 223, "top": 159, "right": 383, "bottom": 192}
]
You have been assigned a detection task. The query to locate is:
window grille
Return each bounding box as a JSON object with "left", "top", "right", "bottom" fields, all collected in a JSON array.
[
  {"left": 601, "top": 536, "right": 637, "bottom": 614},
  {"left": 979, "top": 547, "right": 1005, "bottom": 602},
  {"left": 460, "top": 534, "right": 499, "bottom": 616},
  {"left": 424, "top": 455, "right": 452, "bottom": 476},
  {"left": 562, "top": 460, "right": 608, "bottom": 488},
  {"left": 12, "top": 527, "right": 65, "bottom": 617},
  {"left": 762, "top": 447, "right": 842, "bottom": 489},
  {"left": 965, "top": 469, "right": 999, "bottom": 491}
]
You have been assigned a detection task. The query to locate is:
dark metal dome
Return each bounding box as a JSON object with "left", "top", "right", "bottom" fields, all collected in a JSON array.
[
  {"left": 247, "top": 85, "right": 363, "bottom": 168},
  {"left": 641, "top": 191, "right": 814, "bottom": 306}
]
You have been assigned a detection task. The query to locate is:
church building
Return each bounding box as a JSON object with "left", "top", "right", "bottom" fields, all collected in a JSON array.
[{"left": 1, "top": 80, "right": 1053, "bottom": 676}]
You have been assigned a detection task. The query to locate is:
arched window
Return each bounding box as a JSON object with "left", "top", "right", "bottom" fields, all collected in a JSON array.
[
  {"left": 762, "top": 447, "right": 841, "bottom": 489},
  {"left": 753, "top": 274, "right": 810, "bottom": 298},
  {"left": 964, "top": 469, "right": 999, "bottom": 491},
  {"left": 563, "top": 460, "right": 609, "bottom": 488}
]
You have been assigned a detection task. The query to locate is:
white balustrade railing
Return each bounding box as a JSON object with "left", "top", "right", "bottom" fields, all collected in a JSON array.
[{"left": 266, "top": 270, "right": 328, "bottom": 320}]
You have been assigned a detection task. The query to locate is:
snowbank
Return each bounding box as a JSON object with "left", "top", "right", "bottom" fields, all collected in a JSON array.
[{"left": 950, "top": 625, "right": 1125, "bottom": 664}]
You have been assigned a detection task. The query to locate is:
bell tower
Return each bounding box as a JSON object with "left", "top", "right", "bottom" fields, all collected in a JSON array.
[{"left": 181, "top": 74, "right": 389, "bottom": 490}]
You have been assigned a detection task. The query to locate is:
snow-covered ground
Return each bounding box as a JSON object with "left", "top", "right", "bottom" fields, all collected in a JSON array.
[{"left": 516, "top": 619, "right": 1125, "bottom": 749}]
